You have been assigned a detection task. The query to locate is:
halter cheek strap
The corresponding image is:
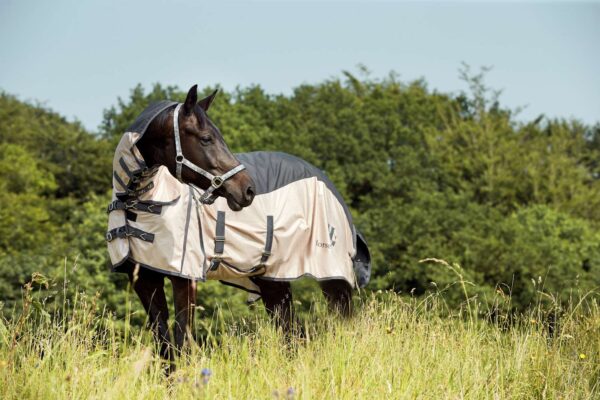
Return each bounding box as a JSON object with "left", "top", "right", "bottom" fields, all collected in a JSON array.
[{"left": 172, "top": 103, "right": 246, "bottom": 204}]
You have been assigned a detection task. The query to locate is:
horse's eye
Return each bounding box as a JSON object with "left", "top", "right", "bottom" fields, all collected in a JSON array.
[{"left": 200, "top": 135, "right": 212, "bottom": 145}]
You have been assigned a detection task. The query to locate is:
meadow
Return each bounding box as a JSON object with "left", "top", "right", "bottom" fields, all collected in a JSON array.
[{"left": 1, "top": 267, "right": 598, "bottom": 399}]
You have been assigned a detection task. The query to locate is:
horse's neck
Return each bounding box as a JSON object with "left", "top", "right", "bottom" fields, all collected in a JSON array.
[{"left": 136, "top": 132, "right": 168, "bottom": 172}]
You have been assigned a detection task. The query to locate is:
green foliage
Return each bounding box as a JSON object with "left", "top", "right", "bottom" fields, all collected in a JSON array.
[
  {"left": 0, "top": 92, "right": 111, "bottom": 198},
  {"left": 0, "top": 143, "right": 57, "bottom": 194},
  {"left": 470, "top": 206, "right": 600, "bottom": 306},
  {"left": 0, "top": 69, "right": 599, "bottom": 320}
]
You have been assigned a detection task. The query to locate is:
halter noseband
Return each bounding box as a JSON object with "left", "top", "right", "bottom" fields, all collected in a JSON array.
[{"left": 172, "top": 103, "right": 246, "bottom": 204}]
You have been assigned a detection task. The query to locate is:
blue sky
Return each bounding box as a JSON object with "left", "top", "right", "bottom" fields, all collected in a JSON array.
[{"left": 1, "top": 1, "right": 598, "bottom": 131}]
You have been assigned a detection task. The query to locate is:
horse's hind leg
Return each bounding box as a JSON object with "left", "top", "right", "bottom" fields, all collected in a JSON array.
[
  {"left": 254, "top": 279, "right": 300, "bottom": 336},
  {"left": 320, "top": 279, "right": 353, "bottom": 317},
  {"left": 170, "top": 276, "right": 197, "bottom": 353},
  {"left": 128, "top": 266, "right": 173, "bottom": 366}
]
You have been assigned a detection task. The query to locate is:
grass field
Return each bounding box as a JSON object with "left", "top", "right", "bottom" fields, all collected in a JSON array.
[{"left": 1, "top": 276, "right": 598, "bottom": 399}]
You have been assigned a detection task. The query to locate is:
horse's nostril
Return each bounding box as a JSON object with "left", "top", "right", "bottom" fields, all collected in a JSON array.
[{"left": 246, "top": 186, "right": 255, "bottom": 201}]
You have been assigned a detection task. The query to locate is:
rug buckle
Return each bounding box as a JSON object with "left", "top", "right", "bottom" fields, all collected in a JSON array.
[{"left": 125, "top": 199, "right": 139, "bottom": 209}]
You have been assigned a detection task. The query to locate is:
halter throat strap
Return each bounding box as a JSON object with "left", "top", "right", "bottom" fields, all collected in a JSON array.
[{"left": 172, "top": 103, "right": 246, "bottom": 204}]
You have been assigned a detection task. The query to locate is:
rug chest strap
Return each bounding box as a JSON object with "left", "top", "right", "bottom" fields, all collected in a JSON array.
[
  {"left": 107, "top": 199, "right": 163, "bottom": 214},
  {"left": 105, "top": 225, "right": 155, "bottom": 243},
  {"left": 127, "top": 181, "right": 154, "bottom": 197},
  {"left": 209, "top": 211, "right": 226, "bottom": 271},
  {"left": 115, "top": 156, "right": 156, "bottom": 197},
  {"left": 119, "top": 158, "right": 134, "bottom": 181}
]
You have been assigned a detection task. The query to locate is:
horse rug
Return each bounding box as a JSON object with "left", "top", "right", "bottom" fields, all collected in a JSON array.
[{"left": 107, "top": 101, "right": 371, "bottom": 297}]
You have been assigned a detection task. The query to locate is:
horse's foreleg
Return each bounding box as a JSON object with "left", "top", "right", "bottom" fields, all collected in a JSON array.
[
  {"left": 128, "top": 267, "right": 173, "bottom": 364},
  {"left": 170, "top": 276, "right": 197, "bottom": 352},
  {"left": 254, "top": 279, "right": 300, "bottom": 336},
  {"left": 319, "top": 279, "right": 353, "bottom": 318}
]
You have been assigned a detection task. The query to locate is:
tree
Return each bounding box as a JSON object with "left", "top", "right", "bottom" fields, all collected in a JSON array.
[{"left": 1, "top": 69, "right": 598, "bottom": 315}]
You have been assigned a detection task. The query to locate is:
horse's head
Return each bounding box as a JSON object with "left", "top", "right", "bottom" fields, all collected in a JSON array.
[{"left": 137, "top": 85, "right": 255, "bottom": 211}]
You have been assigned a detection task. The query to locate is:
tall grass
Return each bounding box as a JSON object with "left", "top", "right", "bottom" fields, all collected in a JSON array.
[{"left": 0, "top": 273, "right": 598, "bottom": 399}]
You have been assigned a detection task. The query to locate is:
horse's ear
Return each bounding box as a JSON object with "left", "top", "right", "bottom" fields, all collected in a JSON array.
[
  {"left": 183, "top": 85, "right": 198, "bottom": 114},
  {"left": 198, "top": 89, "right": 218, "bottom": 112}
]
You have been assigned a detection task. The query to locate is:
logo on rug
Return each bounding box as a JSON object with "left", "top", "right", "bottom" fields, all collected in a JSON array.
[{"left": 316, "top": 224, "right": 337, "bottom": 249}]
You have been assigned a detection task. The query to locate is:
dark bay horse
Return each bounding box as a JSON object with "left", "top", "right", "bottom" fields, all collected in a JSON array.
[{"left": 123, "top": 85, "right": 353, "bottom": 368}]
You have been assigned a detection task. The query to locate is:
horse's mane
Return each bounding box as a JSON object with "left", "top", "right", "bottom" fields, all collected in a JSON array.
[
  {"left": 149, "top": 103, "right": 209, "bottom": 135},
  {"left": 149, "top": 104, "right": 177, "bottom": 134}
]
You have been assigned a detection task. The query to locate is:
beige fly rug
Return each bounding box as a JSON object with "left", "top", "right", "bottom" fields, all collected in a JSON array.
[{"left": 107, "top": 101, "right": 371, "bottom": 298}]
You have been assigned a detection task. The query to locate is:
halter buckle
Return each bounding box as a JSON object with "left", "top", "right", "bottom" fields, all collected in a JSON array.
[
  {"left": 176, "top": 155, "right": 184, "bottom": 163},
  {"left": 211, "top": 176, "right": 224, "bottom": 189}
]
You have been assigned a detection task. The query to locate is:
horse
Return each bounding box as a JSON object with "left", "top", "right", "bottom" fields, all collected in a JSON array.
[{"left": 107, "top": 85, "right": 369, "bottom": 368}]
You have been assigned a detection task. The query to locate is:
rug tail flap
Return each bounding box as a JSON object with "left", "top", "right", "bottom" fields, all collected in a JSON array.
[{"left": 353, "top": 229, "right": 371, "bottom": 288}]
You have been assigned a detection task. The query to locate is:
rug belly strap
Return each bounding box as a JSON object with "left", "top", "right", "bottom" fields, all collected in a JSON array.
[
  {"left": 259, "top": 215, "right": 274, "bottom": 265},
  {"left": 209, "top": 211, "right": 227, "bottom": 271}
]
